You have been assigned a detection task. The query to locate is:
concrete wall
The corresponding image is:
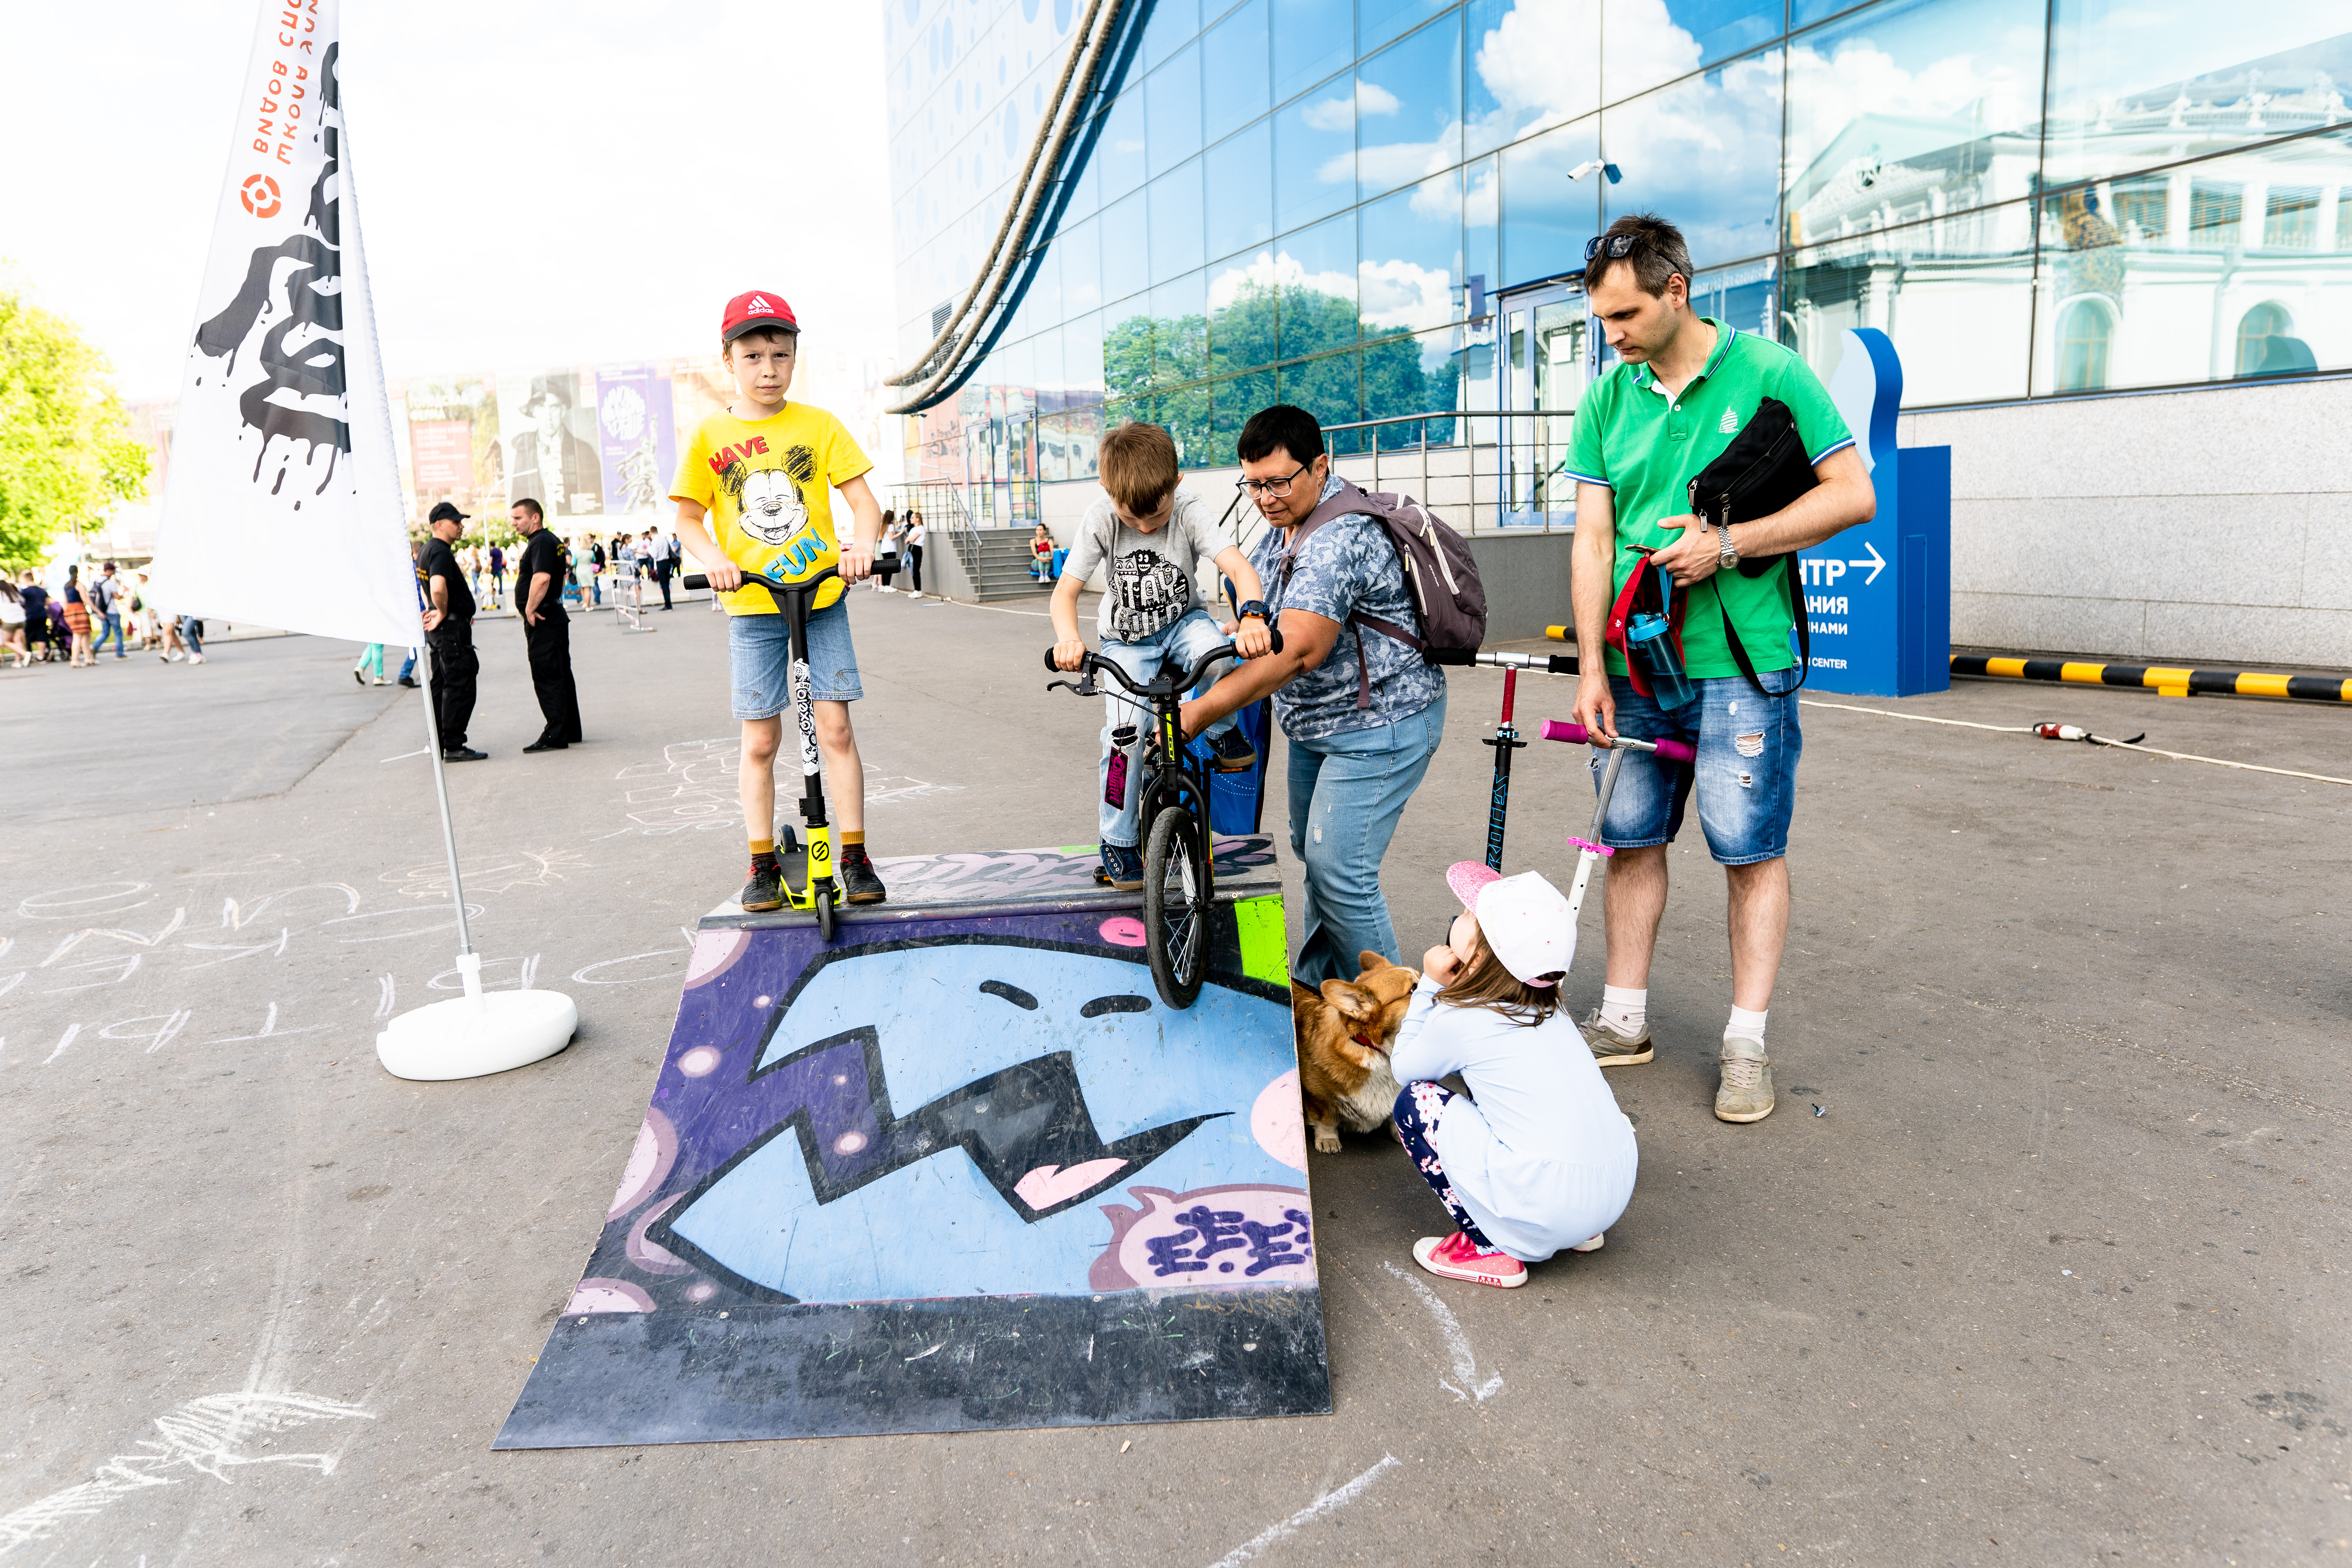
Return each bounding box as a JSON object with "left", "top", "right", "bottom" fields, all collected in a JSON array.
[{"left": 1902, "top": 376, "right": 2352, "bottom": 668}]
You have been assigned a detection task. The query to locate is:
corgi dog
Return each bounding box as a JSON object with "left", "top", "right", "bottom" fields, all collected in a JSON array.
[{"left": 1290, "top": 950, "right": 1419, "bottom": 1154}]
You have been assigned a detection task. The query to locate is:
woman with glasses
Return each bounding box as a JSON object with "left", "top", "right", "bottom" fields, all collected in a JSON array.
[{"left": 1173, "top": 403, "right": 1449, "bottom": 987}]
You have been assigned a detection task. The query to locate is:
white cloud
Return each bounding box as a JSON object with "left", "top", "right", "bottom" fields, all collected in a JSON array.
[
  {"left": 1208, "top": 250, "right": 1355, "bottom": 311},
  {"left": 1303, "top": 80, "right": 1399, "bottom": 133},
  {"left": 1357, "top": 257, "right": 1453, "bottom": 334}
]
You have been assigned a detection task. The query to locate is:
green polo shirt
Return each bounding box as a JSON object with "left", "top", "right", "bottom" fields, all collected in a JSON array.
[{"left": 1566, "top": 320, "right": 1854, "bottom": 679}]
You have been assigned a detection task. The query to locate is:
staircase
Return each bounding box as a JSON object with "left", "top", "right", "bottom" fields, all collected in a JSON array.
[{"left": 956, "top": 528, "right": 1054, "bottom": 603}]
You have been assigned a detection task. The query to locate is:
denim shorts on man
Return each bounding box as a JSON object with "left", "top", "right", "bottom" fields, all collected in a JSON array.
[
  {"left": 1595, "top": 667, "right": 1802, "bottom": 865},
  {"left": 729, "top": 597, "right": 863, "bottom": 719}
]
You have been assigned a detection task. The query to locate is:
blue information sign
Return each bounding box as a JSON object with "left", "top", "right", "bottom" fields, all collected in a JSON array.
[{"left": 1798, "top": 329, "right": 1951, "bottom": 698}]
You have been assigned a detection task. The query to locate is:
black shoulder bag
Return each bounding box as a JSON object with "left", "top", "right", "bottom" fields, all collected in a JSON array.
[{"left": 1688, "top": 396, "right": 1820, "bottom": 696}]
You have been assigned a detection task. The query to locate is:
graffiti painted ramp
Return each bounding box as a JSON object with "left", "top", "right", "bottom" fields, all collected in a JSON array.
[{"left": 495, "top": 839, "right": 1328, "bottom": 1448}]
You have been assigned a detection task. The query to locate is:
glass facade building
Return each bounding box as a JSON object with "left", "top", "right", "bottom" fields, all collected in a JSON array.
[{"left": 887, "top": 0, "right": 2352, "bottom": 512}]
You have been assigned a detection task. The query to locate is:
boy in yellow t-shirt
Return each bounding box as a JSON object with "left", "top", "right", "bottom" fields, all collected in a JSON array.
[{"left": 672, "top": 290, "right": 889, "bottom": 911}]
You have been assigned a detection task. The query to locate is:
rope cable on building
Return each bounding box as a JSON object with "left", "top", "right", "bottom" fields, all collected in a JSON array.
[
  {"left": 886, "top": 0, "right": 1115, "bottom": 390},
  {"left": 886, "top": 0, "right": 1136, "bottom": 414}
]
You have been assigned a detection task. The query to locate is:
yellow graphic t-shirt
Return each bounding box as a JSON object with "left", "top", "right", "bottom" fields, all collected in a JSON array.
[{"left": 671, "top": 401, "right": 873, "bottom": 615}]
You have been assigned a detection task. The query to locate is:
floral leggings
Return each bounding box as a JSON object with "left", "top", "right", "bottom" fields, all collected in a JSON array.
[{"left": 1391, "top": 1082, "right": 1497, "bottom": 1250}]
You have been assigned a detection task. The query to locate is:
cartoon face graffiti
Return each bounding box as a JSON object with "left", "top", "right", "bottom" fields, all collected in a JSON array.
[{"left": 648, "top": 937, "right": 1306, "bottom": 1305}]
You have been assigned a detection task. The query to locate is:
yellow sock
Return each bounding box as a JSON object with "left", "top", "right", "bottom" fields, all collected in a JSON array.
[
  {"left": 750, "top": 838, "right": 775, "bottom": 856},
  {"left": 841, "top": 830, "right": 865, "bottom": 847}
]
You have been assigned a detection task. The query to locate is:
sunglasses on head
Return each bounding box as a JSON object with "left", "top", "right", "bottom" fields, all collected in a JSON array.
[{"left": 1584, "top": 233, "right": 1643, "bottom": 262}]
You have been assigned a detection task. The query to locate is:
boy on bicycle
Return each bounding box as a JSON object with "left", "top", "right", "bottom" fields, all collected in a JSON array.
[
  {"left": 672, "top": 290, "right": 889, "bottom": 912},
  {"left": 1049, "top": 421, "right": 1272, "bottom": 890}
]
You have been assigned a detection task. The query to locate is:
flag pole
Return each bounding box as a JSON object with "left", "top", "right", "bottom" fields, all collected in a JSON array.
[{"left": 414, "top": 642, "right": 481, "bottom": 1000}]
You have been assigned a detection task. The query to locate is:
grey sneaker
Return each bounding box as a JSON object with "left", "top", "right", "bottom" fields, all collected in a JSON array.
[
  {"left": 1577, "top": 1008, "right": 1654, "bottom": 1067},
  {"left": 1715, "top": 1036, "right": 1775, "bottom": 1123}
]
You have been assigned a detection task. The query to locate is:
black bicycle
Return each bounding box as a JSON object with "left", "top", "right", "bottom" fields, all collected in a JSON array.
[
  {"left": 685, "top": 564, "right": 845, "bottom": 940},
  {"left": 1044, "top": 630, "right": 1283, "bottom": 1008}
]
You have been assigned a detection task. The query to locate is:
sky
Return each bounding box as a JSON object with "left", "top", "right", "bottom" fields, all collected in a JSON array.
[{"left": 0, "top": 0, "right": 898, "bottom": 403}]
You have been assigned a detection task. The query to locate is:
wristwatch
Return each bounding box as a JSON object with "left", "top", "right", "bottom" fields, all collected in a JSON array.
[
  {"left": 1236, "top": 599, "right": 1270, "bottom": 621},
  {"left": 1715, "top": 523, "right": 1740, "bottom": 570}
]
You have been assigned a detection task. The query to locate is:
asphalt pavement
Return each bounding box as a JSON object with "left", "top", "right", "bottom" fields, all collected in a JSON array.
[{"left": 1, "top": 586, "right": 2345, "bottom": 1567}]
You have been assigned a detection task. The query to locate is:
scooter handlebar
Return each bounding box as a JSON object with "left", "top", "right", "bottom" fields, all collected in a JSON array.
[
  {"left": 682, "top": 565, "right": 839, "bottom": 597},
  {"left": 1539, "top": 719, "right": 1697, "bottom": 764}
]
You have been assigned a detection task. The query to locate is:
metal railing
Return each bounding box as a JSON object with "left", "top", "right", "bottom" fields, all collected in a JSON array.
[
  {"left": 1227, "top": 405, "right": 1583, "bottom": 557},
  {"left": 888, "top": 480, "right": 982, "bottom": 585}
]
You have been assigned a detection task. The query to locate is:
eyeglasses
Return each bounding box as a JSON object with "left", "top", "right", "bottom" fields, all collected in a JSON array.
[
  {"left": 1236, "top": 463, "right": 1310, "bottom": 499},
  {"left": 1585, "top": 233, "right": 1642, "bottom": 262}
]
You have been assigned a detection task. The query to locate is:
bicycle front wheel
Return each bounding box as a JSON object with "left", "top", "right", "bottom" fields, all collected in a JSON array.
[{"left": 1142, "top": 805, "right": 1210, "bottom": 1009}]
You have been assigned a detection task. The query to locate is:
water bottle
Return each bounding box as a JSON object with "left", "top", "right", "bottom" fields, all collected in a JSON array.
[
  {"left": 1104, "top": 724, "right": 1138, "bottom": 808},
  {"left": 1626, "top": 611, "right": 1698, "bottom": 710}
]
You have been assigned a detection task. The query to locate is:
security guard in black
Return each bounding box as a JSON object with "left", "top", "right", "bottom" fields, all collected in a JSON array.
[
  {"left": 419, "top": 502, "right": 482, "bottom": 759},
  {"left": 514, "top": 501, "right": 583, "bottom": 751}
]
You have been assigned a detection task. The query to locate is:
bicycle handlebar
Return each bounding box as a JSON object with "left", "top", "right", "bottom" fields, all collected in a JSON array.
[
  {"left": 1042, "top": 628, "right": 1285, "bottom": 697},
  {"left": 682, "top": 564, "right": 840, "bottom": 602},
  {"left": 1539, "top": 719, "right": 1697, "bottom": 764}
]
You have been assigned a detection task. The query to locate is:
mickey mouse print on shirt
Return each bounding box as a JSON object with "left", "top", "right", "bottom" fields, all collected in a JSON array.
[{"left": 671, "top": 402, "right": 872, "bottom": 617}]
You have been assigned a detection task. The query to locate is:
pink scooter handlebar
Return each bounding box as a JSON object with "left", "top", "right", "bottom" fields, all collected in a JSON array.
[{"left": 1539, "top": 719, "right": 1697, "bottom": 765}]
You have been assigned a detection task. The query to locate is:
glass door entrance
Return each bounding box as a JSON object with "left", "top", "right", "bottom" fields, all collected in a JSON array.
[{"left": 1495, "top": 281, "right": 1593, "bottom": 528}]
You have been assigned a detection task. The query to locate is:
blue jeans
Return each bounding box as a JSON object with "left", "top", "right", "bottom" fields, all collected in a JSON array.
[
  {"left": 728, "top": 597, "right": 862, "bottom": 719},
  {"left": 1599, "top": 668, "right": 1802, "bottom": 865},
  {"left": 180, "top": 617, "right": 204, "bottom": 656},
  {"left": 1284, "top": 693, "right": 1446, "bottom": 986},
  {"left": 1096, "top": 609, "right": 1241, "bottom": 848},
  {"left": 94, "top": 611, "right": 125, "bottom": 657}
]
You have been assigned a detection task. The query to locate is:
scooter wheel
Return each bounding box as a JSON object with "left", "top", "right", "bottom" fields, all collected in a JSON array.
[{"left": 814, "top": 885, "right": 836, "bottom": 943}]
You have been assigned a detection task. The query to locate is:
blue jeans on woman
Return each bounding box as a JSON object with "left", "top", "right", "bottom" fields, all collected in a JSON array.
[{"left": 1283, "top": 692, "right": 1446, "bottom": 986}]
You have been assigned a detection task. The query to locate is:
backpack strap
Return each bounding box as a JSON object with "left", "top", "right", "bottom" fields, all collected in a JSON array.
[{"left": 1709, "top": 555, "right": 1809, "bottom": 698}]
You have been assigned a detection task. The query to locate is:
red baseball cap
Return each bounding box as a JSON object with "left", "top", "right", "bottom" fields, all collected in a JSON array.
[{"left": 721, "top": 290, "right": 800, "bottom": 343}]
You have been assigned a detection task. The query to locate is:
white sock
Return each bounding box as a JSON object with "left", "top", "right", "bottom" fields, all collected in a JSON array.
[
  {"left": 1726, "top": 1005, "right": 1768, "bottom": 1044},
  {"left": 1600, "top": 985, "right": 1647, "bottom": 1034}
]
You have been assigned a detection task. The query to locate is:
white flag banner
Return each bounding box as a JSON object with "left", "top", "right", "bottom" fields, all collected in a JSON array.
[{"left": 149, "top": 0, "right": 421, "bottom": 648}]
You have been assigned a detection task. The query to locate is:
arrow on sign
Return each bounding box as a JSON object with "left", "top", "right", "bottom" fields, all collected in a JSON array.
[{"left": 1847, "top": 541, "right": 1886, "bottom": 586}]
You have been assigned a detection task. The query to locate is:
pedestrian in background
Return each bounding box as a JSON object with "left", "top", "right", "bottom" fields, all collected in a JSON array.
[
  {"left": 180, "top": 616, "right": 207, "bottom": 664},
  {"left": 419, "top": 501, "right": 485, "bottom": 761},
  {"left": 354, "top": 642, "right": 387, "bottom": 684},
  {"left": 874, "top": 510, "right": 902, "bottom": 592},
  {"left": 904, "top": 510, "right": 926, "bottom": 599},
  {"left": 129, "top": 573, "right": 161, "bottom": 650},
  {"left": 90, "top": 561, "right": 127, "bottom": 660},
  {"left": 486, "top": 541, "right": 506, "bottom": 610},
  {"left": 513, "top": 498, "right": 583, "bottom": 752},
  {"left": 61, "top": 567, "right": 92, "bottom": 666},
  {"left": 18, "top": 571, "right": 51, "bottom": 663},
  {"left": 0, "top": 577, "right": 26, "bottom": 666}
]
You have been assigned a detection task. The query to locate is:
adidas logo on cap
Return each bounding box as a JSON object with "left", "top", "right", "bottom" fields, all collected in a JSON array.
[{"left": 748, "top": 296, "right": 773, "bottom": 312}]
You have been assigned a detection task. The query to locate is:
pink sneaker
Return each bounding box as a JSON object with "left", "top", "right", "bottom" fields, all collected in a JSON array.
[{"left": 1412, "top": 1231, "right": 1526, "bottom": 1288}]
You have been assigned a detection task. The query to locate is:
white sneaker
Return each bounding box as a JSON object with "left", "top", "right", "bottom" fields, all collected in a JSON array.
[
  {"left": 188, "top": 653, "right": 206, "bottom": 664},
  {"left": 1569, "top": 1233, "right": 1604, "bottom": 1253}
]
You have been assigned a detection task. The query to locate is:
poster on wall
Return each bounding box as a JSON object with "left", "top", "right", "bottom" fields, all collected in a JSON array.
[
  {"left": 593, "top": 365, "right": 677, "bottom": 517},
  {"left": 500, "top": 368, "right": 603, "bottom": 520},
  {"left": 403, "top": 377, "right": 500, "bottom": 524}
]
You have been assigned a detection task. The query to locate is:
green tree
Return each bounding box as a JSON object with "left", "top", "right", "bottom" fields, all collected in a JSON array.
[{"left": 0, "top": 283, "right": 149, "bottom": 569}]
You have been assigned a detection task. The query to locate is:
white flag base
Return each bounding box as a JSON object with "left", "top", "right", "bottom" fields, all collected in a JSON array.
[{"left": 376, "top": 955, "right": 578, "bottom": 1082}]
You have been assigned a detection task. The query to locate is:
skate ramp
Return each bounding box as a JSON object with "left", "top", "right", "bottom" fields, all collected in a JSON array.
[{"left": 495, "top": 838, "right": 1326, "bottom": 1448}]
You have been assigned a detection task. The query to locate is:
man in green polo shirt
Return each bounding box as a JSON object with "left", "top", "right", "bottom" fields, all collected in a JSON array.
[{"left": 1564, "top": 213, "right": 1877, "bottom": 1125}]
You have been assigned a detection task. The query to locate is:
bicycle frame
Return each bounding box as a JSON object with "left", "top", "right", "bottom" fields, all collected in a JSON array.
[{"left": 1045, "top": 634, "right": 1249, "bottom": 862}]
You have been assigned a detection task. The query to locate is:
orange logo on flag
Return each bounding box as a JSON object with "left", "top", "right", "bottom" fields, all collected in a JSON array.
[{"left": 240, "top": 174, "right": 283, "bottom": 219}]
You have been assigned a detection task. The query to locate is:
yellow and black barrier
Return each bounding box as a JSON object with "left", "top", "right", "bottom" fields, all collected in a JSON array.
[{"left": 1952, "top": 654, "right": 2352, "bottom": 703}]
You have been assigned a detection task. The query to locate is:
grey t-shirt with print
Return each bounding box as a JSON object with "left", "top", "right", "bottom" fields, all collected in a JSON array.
[{"left": 1063, "top": 489, "right": 1227, "bottom": 642}]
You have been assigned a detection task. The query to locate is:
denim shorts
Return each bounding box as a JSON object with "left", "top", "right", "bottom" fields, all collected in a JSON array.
[
  {"left": 728, "top": 599, "right": 863, "bottom": 720},
  {"left": 1595, "top": 668, "right": 1802, "bottom": 866}
]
